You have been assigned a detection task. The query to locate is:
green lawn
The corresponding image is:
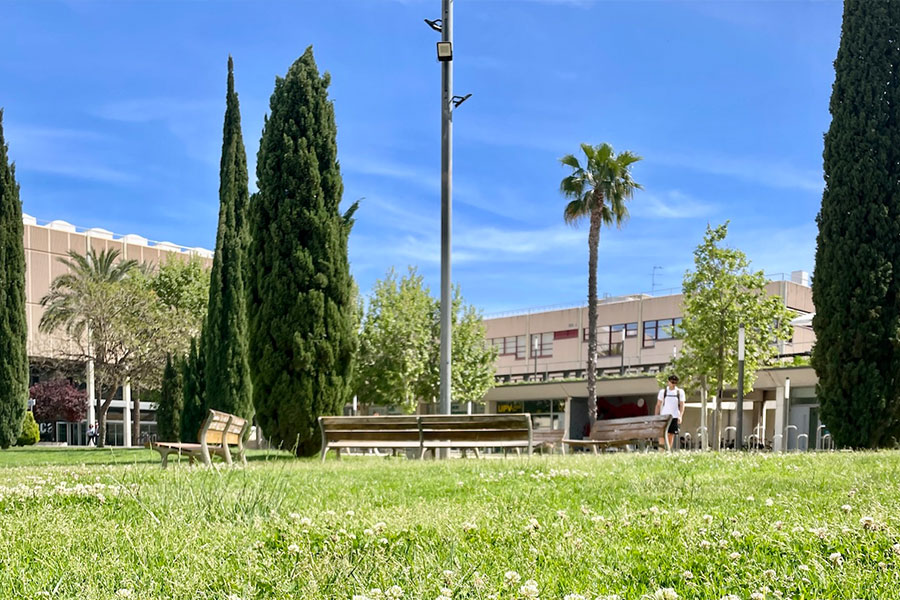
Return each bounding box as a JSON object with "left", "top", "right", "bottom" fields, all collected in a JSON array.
[{"left": 1, "top": 450, "right": 898, "bottom": 600}]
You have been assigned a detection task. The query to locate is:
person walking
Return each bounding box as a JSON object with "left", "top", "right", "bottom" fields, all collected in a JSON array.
[{"left": 656, "top": 374, "right": 685, "bottom": 450}]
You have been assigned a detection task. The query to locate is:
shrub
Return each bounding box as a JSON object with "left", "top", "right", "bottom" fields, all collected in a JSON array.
[
  {"left": 16, "top": 412, "right": 39, "bottom": 446},
  {"left": 30, "top": 379, "right": 87, "bottom": 424}
]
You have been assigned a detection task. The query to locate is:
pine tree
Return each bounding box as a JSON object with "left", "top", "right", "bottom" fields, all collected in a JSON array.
[
  {"left": 0, "top": 110, "right": 28, "bottom": 449},
  {"left": 156, "top": 353, "right": 183, "bottom": 442},
  {"left": 248, "top": 48, "right": 358, "bottom": 456},
  {"left": 180, "top": 337, "right": 207, "bottom": 442},
  {"left": 813, "top": 0, "right": 900, "bottom": 448},
  {"left": 205, "top": 56, "right": 253, "bottom": 422}
]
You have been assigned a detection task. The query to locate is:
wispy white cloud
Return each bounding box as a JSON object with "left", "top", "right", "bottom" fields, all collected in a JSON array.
[
  {"left": 631, "top": 190, "right": 716, "bottom": 220},
  {"left": 5, "top": 123, "right": 137, "bottom": 184},
  {"left": 651, "top": 152, "right": 824, "bottom": 193},
  {"left": 342, "top": 155, "right": 439, "bottom": 191}
]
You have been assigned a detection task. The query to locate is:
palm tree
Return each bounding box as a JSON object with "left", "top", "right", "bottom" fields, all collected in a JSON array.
[
  {"left": 560, "top": 143, "right": 642, "bottom": 426},
  {"left": 39, "top": 249, "right": 139, "bottom": 446}
]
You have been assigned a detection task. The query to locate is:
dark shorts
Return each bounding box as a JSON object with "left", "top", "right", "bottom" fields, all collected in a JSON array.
[{"left": 667, "top": 418, "right": 680, "bottom": 434}]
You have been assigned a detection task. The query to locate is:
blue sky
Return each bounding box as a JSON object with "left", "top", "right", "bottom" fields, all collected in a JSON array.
[{"left": 1, "top": 0, "right": 841, "bottom": 314}]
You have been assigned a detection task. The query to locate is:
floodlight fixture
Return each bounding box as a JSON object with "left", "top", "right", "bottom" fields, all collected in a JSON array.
[
  {"left": 436, "top": 41, "right": 453, "bottom": 62},
  {"left": 451, "top": 93, "right": 471, "bottom": 108},
  {"left": 424, "top": 18, "right": 443, "bottom": 32}
]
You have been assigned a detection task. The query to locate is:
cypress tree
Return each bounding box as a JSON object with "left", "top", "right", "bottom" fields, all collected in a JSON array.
[
  {"left": 813, "top": 1, "right": 900, "bottom": 448},
  {"left": 205, "top": 56, "right": 253, "bottom": 422},
  {"left": 156, "top": 353, "right": 183, "bottom": 442},
  {"left": 0, "top": 110, "right": 28, "bottom": 449},
  {"left": 180, "top": 337, "right": 207, "bottom": 442},
  {"left": 248, "top": 48, "right": 358, "bottom": 456}
]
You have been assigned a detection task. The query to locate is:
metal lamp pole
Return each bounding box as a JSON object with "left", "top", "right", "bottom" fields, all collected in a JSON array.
[
  {"left": 438, "top": 0, "right": 453, "bottom": 418},
  {"left": 736, "top": 323, "right": 745, "bottom": 450}
]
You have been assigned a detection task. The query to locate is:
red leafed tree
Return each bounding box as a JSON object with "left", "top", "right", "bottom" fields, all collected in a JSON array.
[{"left": 30, "top": 380, "right": 87, "bottom": 423}]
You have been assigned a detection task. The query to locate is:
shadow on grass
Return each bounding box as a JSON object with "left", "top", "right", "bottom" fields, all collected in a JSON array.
[{"left": 0, "top": 446, "right": 298, "bottom": 468}]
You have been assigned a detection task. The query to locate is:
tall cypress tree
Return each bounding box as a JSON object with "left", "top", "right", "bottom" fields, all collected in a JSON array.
[
  {"left": 180, "top": 336, "right": 207, "bottom": 442},
  {"left": 156, "top": 353, "right": 183, "bottom": 442},
  {"left": 205, "top": 56, "right": 253, "bottom": 422},
  {"left": 813, "top": 1, "right": 900, "bottom": 448},
  {"left": 0, "top": 110, "right": 28, "bottom": 449},
  {"left": 249, "top": 48, "right": 358, "bottom": 456}
]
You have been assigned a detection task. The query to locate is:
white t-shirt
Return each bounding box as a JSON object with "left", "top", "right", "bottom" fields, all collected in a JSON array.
[{"left": 658, "top": 386, "right": 686, "bottom": 419}]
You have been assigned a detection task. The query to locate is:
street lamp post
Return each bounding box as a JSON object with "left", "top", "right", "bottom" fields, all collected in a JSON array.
[
  {"left": 438, "top": 0, "right": 453, "bottom": 419},
  {"left": 533, "top": 335, "right": 539, "bottom": 381},
  {"left": 736, "top": 323, "right": 745, "bottom": 450}
]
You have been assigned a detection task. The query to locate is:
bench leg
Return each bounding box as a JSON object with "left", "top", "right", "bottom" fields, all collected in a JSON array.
[
  {"left": 515, "top": 448, "right": 521, "bottom": 457},
  {"left": 159, "top": 450, "right": 169, "bottom": 469},
  {"left": 591, "top": 444, "right": 599, "bottom": 455},
  {"left": 473, "top": 448, "right": 481, "bottom": 459},
  {"left": 336, "top": 448, "right": 342, "bottom": 460}
]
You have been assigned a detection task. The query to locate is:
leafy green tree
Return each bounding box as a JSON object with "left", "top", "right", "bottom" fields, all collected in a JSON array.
[
  {"left": 16, "top": 412, "right": 38, "bottom": 446},
  {"left": 0, "top": 110, "right": 28, "bottom": 449},
  {"left": 666, "top": 223, "right": 793, "bottom": 449},
  {"left": 180, "top": 337, "right": 206, "bottom": 443},
  {"left": 357, "top": 268, "right": 437, "bottom": 412},
  {"left": 560, "top": 143, "right": 641, "bottom": 426},
  {"left": 418, "top": 286, "right": 498, "bottom": 408},
  {"left": 206, "top": 56, "right": 253, "bottom": 423},
  {"left": 248, "top": 48, "right": 358, "bottom": 456},
  {"left": 151, "top": 256, "right": 210, "bottom": 337},
  {"left": 156, "top": 353, "right": 183, "bottom": 442},
  {"left": 39, "top": 249, "right": 138, "bottom": 447},
  {"left": 813, "top": 0, "right": 900, "bottom": 448}
]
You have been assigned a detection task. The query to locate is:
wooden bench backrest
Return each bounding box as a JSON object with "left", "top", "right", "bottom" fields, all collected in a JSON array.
[
  {"left": 319, "top": 416, "right": 421, "bottom": 443},
  {"left": 590, "top": 415, "right": 671, "bottom": 442},
  {"left": 203, "top": 409, "right": 247, "bottom": 446},
  {"left": 533, "top": 429, "right": 565, "bottom": 443},
  {"left": 418, "top": 414, "right": 532, "bottom": 443}
]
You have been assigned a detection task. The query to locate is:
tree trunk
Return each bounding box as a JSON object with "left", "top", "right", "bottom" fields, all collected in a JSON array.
[
  {"left": 96, "top": 381, "right": 119, "bottom": 448},
  {"left": 132, "top": 386, "right": 141, "bottom": 445},
  {"left": 586, "top": 207, "right": 602, "bottom": 426}
]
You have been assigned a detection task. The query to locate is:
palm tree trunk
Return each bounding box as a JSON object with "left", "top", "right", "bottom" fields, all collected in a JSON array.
[{"left": 586, "top": 208, "right": 601, "bottom": 427}]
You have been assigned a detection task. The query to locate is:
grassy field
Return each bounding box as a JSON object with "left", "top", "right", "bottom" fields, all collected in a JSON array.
[{"left": 0, "top": 450, "right": 898, "bottom": 599}]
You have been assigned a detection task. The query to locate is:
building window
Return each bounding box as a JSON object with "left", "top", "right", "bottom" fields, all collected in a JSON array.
[
  {"left": 491, "top": 335, "right": 526, "bottom": 359},
  {"left": 531, "top": 332, "right": 553, "bottom": 358},
  {"left": 643, "top": 317, "right": 683, "bottom": 347},
  {"left": 554, "top": 328, "right": 578, "bottom": 340},
  {"left": 583, "top": 322, "right": 637, "bottom": 356}
]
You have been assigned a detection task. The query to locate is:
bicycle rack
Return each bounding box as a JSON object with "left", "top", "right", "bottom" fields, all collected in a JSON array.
[
  {"left": 773, "top": 433, "right": 783, "bottom": 452},
  {"left": 816, "top": 424, "right": 827, "bottom": 451},
  {"left": 696, "top": 427, "right": 708, "bottom": 451},
  {"left": 797, "top": 433, "right": 809, "bottom": 452},
  {"left": 682, "top": 432, "right": 692, "bottom": 451},
  {"left": 723, "top": 426, "right": 737, "bottom": 450},
  {"left": 822, "top": 433, "right": 833, "bottom": 451},
  {"left": 784, "top": 425, "right": 798, "bottom": 451}
]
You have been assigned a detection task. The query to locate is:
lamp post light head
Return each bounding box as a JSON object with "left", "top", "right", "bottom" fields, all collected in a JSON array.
[{"left": 436, "top": 41, "right": 453, "bottom": 62}]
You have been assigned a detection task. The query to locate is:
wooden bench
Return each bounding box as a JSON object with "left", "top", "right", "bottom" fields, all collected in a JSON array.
[
  {"left": 533, "top": 429, "right": 566, "bottom": 454},
  {"left": 418, "top": 414, "right": 533, "bottom": 459},
  {"left": 563, "top": 414, "right": 673, "bottom": 453},
  {"left": 318, "top": 414, "right": 533, "bottom": 461},
  {"left": 150, "top": 409, "right": 249, "bottom": 467},
  {"left": 318, "top": 415, "right": 422, "bottom": 462}
]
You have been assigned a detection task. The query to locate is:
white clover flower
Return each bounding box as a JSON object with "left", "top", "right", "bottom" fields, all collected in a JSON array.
[
  {"left": 591, "top": 515, "right": 606, "bottom": 523},
  {"left": 700, "top": 540, "right": 712, "bottom": 549},
  {"left": 438, "top": 586, "right": 452, "bottom": 599},
  {"left": 765, "top": 498, "right": 774, "bottom": 507},
  {"left": 829, "top": 552, "right": 844, "bottom": 566},
  {"left": 363, "top": 529, "right": 375, "bottom": 537},
  {"left": 442, "top": 570, "right": 454, "bottom": 582},
  {"left": 892, "top": 543, "right": 900, "bottom": 555},
  {"left": 352, "top": 595, "right": 370, "bottom": 600},
  {"left": 841, "top": 504, "right": 852, "bottom": 513},
  {"left": 524, "top": 518, "right": 540, "bottom": 532},
  {"left": 848, "top": 488, "right": 857, "bottom": 498},
  {"left": 772, "top": 520, "right": 784, "bottom": 530},
  {"left": 763, "top": 569, "right": 776, "bottom": 579},
  {"left": 504, "top": 570, "right": 521, "bottom": 586},
  {"left": 116, "top": 591, "right": 133, "bottom": 598},
  {"left": 378, "top": 537, "right": 389, "bottom": 545},
  {"left": 289, "top": 512, "right": 301, "bottom": 520},
  {"left": 792, "top": 526, "right": 804, "bottom": 534},
  {"left": 346, "top": 510, "right": 355, "bottom": 517},
  {"left": 519, "top": 580, "right": 539, "bottom": 598},
  {"left": 227, "top": 594, "right": 243, "bottom": 600},
  {"left": 677, "top": 508, "right": 688, "bottom": 516},
  {"left": 720, "top": 595, "right": 740, "bottom": 600},
  {"left": 703, "top": 514, "right": 714, "bottom": 523},
  {"left": 462, "top": 521, "right": 476, "bottom": 532},
  {"left": 373, "top": 522, "right": 387, "bottom": 534},
  {"left": 367, "top": 588, "right": 383, "bottom": 600},
  {"left": 253, "top": 540, "right": 265, "bottom": 549},
  {"left": 649, "top": 506, "right": 660, "bottom": 514},
  {"left": 747, "top": 496, "right": 755, "bottom": 502},
  {"left": 557, "top": 509, "right": 568, "bottom": 519},
  {"left": 652, "top": 588, "right": 679, "bottom": 600},
  {"left": 287, "top": 543, "right": 300, "bottom": 553},
  {"left": 682, "top": 570, "right": 693, "bottom": 580},
  {"left": 299, "top": 517, "right": 312, "bottom": 528},
  {"left": 750, "top": 593, "right": 765, "bottom": 600},
  {"left": 859, "top": 516, "right": 875, "bottom": 529},
  {"left": 385, "top": 585, "right": 403, "bottom": 600},
  {"left": 564, "top": 595, "right": 586, "bottom": 600},
  {"left": 598, "top": 596, "right": 622, "bottom": 600},
  {"left": 472, "top": 571, "right": 485, "bottom": 589},
  {"left": 729, "top": 552, "right": 741, "bottom": 560},
  {"left": 731, "top": 530, "right": 742, "bottom": 539},
  {"left": 718, "top": 539, "right": 729, "bottom": 548},
  {"left": 797, "top": 564, "right": 809, "bottom": 572}
]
